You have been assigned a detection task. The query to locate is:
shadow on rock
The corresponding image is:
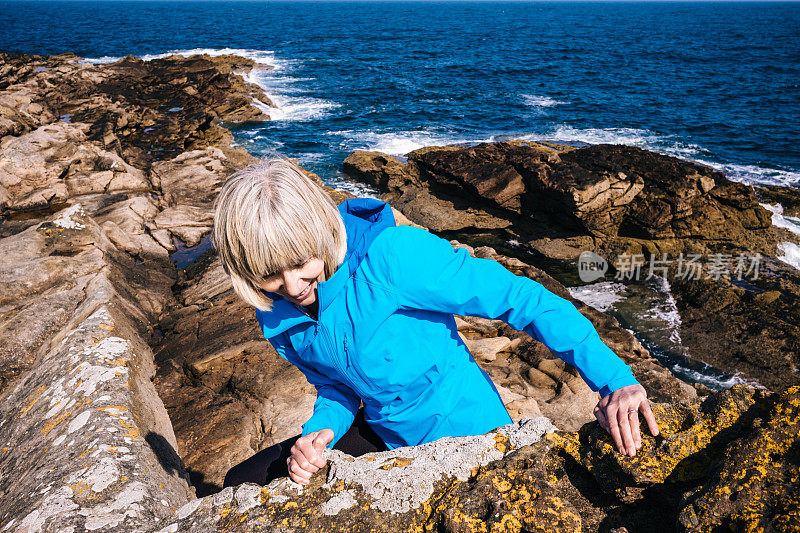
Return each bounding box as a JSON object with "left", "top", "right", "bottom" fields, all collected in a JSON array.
[{"left": 146, "top": 431, "right": 193, "bottom": 486}]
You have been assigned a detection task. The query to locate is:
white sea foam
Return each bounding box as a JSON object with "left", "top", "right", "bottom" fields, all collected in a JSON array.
[
  {"left": 523, "top": 124, "right": 709, "bottom": 160},
  {"left": 759, "top": 203, "right": 800, "bottom": 237},
  {"left": 327, "top": 171, "right": 382, "bottom": 199},
  {"left": 567, "top": 281, "right": 628, "bottom": 312},
  {"left": 329, "top": 129, "right": 495, "bottom": 156},
  {"left": 777, "top": 242, "right": 800, "bottom": 271},
  {"left": 81, "top": 47, "right": 281, "bottom": 66},
  {"left": 696, "top": 160, "right": 800, "bottom": 188},
  {"left": 332, "top": 125, "right": 701, "bottom": 161},
  {"left": 671, "top": 364, "right": 762, "bottom": 390},
  {"left": 82, "top": 48, "right": 339, "bottom": 122},
  {"left": 80, "top": 55, "right": 123, "bottom": 65},
  {"left": 238, "top": 68, "right": 341, "bottom": 122},
  {"left": 642, "top": 275, "right": 684, "bottom": 347},
  {"left": 758, "top": 203, "right": 800, "bottom": 271},
  {"left": 258, "top": 94, "right": 340, "bottom": 122},
  {"left": 520, "top": 94, "right": 567, "bottom": 108}
]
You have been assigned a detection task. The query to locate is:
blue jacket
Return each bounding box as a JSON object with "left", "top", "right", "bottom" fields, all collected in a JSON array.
[{"left": 256, "top": 197, "right": 640, "bottom": 449}]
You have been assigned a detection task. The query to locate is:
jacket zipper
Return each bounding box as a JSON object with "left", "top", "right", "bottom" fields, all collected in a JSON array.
[
  {"left": 342, "top": 335, "right": 371, "bottom": 391},
  {"left": 321, "top": 323, "right": 350, "bottom": 384}
]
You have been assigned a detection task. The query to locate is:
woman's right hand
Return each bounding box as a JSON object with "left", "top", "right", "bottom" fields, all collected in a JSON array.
[{"left": 287, "top": 428, "right": 334, "bottom": 485}]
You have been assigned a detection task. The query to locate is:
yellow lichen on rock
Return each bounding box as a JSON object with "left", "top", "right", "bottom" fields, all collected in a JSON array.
[
  {"left": 494, "top": 433, "right": 512, "bottom": 453},
  {"left": 379, "top": 456, "right": 415, "bottom": 470},
  {"left": 677, "top": 386, "right": 800, "bottom": 533}
]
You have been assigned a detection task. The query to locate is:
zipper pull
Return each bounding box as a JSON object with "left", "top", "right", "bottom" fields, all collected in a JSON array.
[{"left": 292, "top": 302, "right": 310, "bottom": 318}]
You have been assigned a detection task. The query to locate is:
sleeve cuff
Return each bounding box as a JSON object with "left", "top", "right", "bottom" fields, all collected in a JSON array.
[
  {"left": 598, "top": 372, "right": 642, "bottom": 398},
  {"left": 301, "top": 409, "right": 355, "bottom": 448}
]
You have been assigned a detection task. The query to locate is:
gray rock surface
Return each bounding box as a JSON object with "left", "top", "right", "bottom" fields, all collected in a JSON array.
[
  {"left": 322, "top": 417, "right": 557, "bottom": 513},
  {"left": 153, "top": 417, "right": 558, "bottom": 531},
  {"left": 0, "top": 205, "right": 194, "bottom": 532}
]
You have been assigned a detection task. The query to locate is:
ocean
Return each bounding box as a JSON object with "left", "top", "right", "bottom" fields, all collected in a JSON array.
[{"left": 1, "top": 0, "right": 798, "bottom": 194}]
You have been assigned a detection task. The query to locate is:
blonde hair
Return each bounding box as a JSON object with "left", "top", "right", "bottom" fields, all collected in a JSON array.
[{"left": 212, "top": 157, "right": 348, "bottom": 312}]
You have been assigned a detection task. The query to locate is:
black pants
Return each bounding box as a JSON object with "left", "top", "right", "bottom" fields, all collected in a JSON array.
[{"left": 223, "top": 408, "right": 387, "bottom": 488}]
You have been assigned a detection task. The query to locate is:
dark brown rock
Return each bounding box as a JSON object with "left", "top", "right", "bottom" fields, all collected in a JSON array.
[
  {"left": 754, "top": 183, "right": 800, "bottom": 218},
  {"left": 668, "top": 261, "right": 800, "bottom": 391},
  {"left": 343, "top": 142, "right": 780, "bottom": 264}
]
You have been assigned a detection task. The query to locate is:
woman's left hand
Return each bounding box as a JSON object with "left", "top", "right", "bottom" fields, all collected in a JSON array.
[{"left": 593, "top": 383, "right": 659, "bottom": 457}]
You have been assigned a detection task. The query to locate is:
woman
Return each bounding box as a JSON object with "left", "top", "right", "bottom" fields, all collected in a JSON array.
[{"left": 213, "top": 157, "right": 659, "bottom": 487}]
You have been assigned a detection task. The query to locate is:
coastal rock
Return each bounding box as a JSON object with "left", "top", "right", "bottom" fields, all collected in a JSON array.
[
  {"left": 1, "top": 50, "right": 796, "bottom": 532},
  {"left": 0, "top": 50, "right": 271, "bottom": 169},
  {"left": 343, "top": 142, "right": 779, "bottom": 263},
  {"left": 153, "top": 204, "right": 215, "bottom": 248},
  {"left": 139, "top": 385, "right": 798, "bottom": 533},
  {"left": 675, "top": 386, "right": 800, "bottom": 532},
  {"left": 143, "top": 417, "right": 562, "bottom": 532},
  {"left": 668, "top": 262, "right": 800, "bottom": 391},
  {"left": 0, "top": 206, "right": 105, "bottom": 393},
  {"left": 0, "top": 205, "right": 193, "bottom": 532},
  {"left": 0, "top": 121, "right": 149, "bottom": 213},
  {"left": 0, "top": 51, "right": 266, "bottom": 241},
  {"left": 489, "top": 385, "right": 799, "bottom": 532},
  {"left": 95, "top": 196, "right": 172, "bottom": 261},
  {"left": 754, "top": 183, "right": 800, "bottom": 218},
  {"left": 343, "top": 149, "right": 515, "bottom": 233},
  {"left": 0, "top": 204, "right": 174, "bottom": 395},
  {"left": 152, "top": 146, "right": 252, "bottom": 207},
  {"left": 149, "top": 144, "right": 256, "bottom": 250}
]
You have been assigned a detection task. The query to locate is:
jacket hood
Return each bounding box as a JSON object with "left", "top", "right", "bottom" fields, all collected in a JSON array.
[{"left": 257, "top": 198, "right": 396, "bottom": 338}]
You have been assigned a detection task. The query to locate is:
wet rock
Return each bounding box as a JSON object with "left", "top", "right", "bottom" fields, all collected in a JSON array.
[
  {"left": 0, "top": 52, "right": 273, "bottom": 163},
  {"left": 754, "top": 183, "right": 800, "bottom": 218},
  {"left": 669, "top": 264, "right": 800, "bottom": 390},
  {"left": 0, "top": 52, "right": 271, "bottom": 218}
]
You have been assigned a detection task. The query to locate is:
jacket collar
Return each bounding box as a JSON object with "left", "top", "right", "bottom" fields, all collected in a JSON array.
[{"left": 256, "top": 198, "right": 396, "bottom": 338}]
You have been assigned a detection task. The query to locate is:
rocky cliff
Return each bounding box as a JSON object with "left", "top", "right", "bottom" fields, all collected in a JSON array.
[{"left": 0, "top": 52, "right": 797, "bottom": 532}]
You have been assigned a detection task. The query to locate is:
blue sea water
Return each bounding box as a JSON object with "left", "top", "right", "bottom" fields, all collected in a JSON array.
[{"left": 0, "top": 0, "right": 799, "bottom": 192}]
